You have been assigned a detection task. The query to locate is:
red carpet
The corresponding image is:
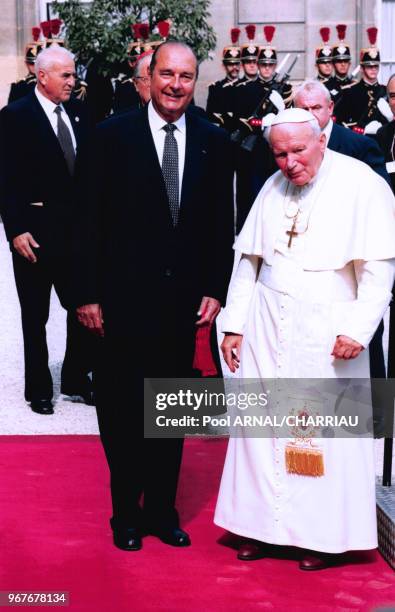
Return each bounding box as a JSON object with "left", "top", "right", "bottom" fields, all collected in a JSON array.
[{"left": 0, "top": 436, "right": 394, "bottom": 611}]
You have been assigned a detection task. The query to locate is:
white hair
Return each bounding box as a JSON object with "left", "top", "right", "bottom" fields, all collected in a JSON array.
[
  {"left": 264, "top": 116, "right": 321, "bottom": 145},
  {"left": 134, "top": 53, "right": 152, "bottom": 78},
  {"left": 294, "top": 78, "right": 332, "bottom": 104},
  {"left": 35, "top": 45, "right": 75, "bottom": 74}
]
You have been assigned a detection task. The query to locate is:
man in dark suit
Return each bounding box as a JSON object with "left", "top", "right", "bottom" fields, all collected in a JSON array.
[
  {"left": 376, "top": 74, "right": 395, "bottom": 193},
  {"left": 74, "top": 41, "right": 234, "bottom": 551},
  {"left": 0, "top": 45, "right": 95, "bottom": 415},
  {"left": 294, "top": 79, "right": 389, "bottom": 406}
]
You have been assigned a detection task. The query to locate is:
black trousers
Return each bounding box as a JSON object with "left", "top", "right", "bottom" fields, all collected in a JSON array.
[
  {"left": 12, "top": 251, "right": 93, "bottom": 401},
  {"left": 94, "top": 284, "right": 202, "bottom": 530}
]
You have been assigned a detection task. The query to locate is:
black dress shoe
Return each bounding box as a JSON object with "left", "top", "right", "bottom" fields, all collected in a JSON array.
[
  {"left": 113, "top": 527, "right": 142, "bottom": 551},
  {"left": 151, "top": 527, "right": 191, "bottom": 547},
  {"left": 237, "top": 540, "right": 266, "bottom": 561},
  {"left": 30, "top": 399, "right": 54, "bottom": 415}
]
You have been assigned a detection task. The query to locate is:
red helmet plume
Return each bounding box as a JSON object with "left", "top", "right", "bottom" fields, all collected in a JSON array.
[
  {"left": 263, "top": 25, "right": 275, "bottom": 43},
  {"left": 245, "top": 24, "right": 256, "bottom": 41},
  {"left": 319, "top": 27, "right": 330, "bottom": 44},
  {"left": 367, "top": 27, "right": 378, "bottom": 46},
  {"left": 336, "top": 24, "right": 347, "bottom": 41},
  {"left": 230, "top": 27, "right": 240, "bottom": 44}
]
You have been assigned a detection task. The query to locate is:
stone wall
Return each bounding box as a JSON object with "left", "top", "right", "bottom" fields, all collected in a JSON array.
[
  {"left": 0, "top": 0, "right": 380, "bottom": 110},
  {"left": 0, "top": 0, "right": 38, "bottom": 108},
  {"left": 194, "top": 0, "right": 380, "bottom": 109}
]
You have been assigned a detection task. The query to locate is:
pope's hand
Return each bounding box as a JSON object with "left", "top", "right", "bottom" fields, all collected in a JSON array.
[
  {"left": 221, "top": 333, "right": 242, "bottom": 373},
  {"left": 331, "top": 335, "right": 363, "bottom": 360},
  {"left": 77, "top": 303, "right": 104, "bottom": 337}
]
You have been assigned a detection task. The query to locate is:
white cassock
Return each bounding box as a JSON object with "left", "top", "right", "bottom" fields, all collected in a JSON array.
[{"left": 214, "top": 149, "right": 395, "bottom": 553}]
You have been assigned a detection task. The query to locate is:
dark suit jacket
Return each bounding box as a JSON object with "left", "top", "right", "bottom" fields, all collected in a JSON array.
[
  {"left": 0, "top": 91, "right": 92, "bottom": 255},
  {"left": 74, "top": 104, "right": 235, "bottom": 338},
  {"left": 376, "top": 121, "right": 395, "bottom": 193},
  {"left": 328, "top": 121, "right": 390, "bottom": 184}
]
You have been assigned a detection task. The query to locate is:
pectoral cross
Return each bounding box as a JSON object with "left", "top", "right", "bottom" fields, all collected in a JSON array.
[{"left": 286, "top": 210, "right": 300, "bottom": 248}]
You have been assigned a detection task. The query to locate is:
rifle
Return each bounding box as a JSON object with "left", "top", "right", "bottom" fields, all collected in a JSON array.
[{"left": 230, "top": 54, "right": 299, "bottom": 153}]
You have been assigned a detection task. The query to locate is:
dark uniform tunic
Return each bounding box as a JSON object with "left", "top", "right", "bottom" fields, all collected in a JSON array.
[
  {"left": 112, "top": 73, "right": 140, "bottom": 114},
  {"left": 206, "top": 77, "right": 238, "bottom": 130},
  {"left": 324, "top": 74, "right": 356, "bottom": 114},
  {"left": 8, "top": 73, "right": 36, "bottom": 104},
  {"left": 336, "top": 79, "right": 388, "bottom": 129},
  {"left": 232, "top": 75, "right": 293, "bottom": 121}
]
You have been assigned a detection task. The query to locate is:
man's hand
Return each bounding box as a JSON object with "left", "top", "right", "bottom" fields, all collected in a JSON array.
[
  {"left": 331, "top": 335, "right": 364, "bottom": 360},
  {"left": 221, "top": 333, "right": 242, "bottom": 373},
  {"left": 77, "top": 303, "right": 104, "bottom": 337},
  {"left": 13, "top": 232, "right": 40, "bottom": 263},
  {"left": 196, "top": 297, "right": 221, "bottom": 326}
]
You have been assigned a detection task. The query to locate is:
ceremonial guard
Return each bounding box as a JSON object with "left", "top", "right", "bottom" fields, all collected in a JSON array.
[
  {"left": 233, "top": 26, "right": 293, "bottom": 123},
  {"left": 8, "top": 27, "right": 44, "bottom": 103},
  {"left": 206, "top": 28, "right": 241, "bottom": 128},
  {"left": 232, "top": 25, "right": 292, "bottom": 233},
  {"left": 336, "top": 28, "right": 391, "bottom": 134},
  {"left": 113, "top": 23, "right": 146, "bottom": 113},
  {"left": 315, "top": 27, "right": 333, "bottom": 83},
  {"left": 325, "top": 24, "right": 356, "bottom": 107},
  {"left": 238, "top": 25, "right": 259, "bottom": 84}
]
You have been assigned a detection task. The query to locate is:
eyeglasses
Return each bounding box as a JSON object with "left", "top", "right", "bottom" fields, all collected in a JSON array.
[{"left": 134, "top": 76, "right": 150, "bottom": 84}]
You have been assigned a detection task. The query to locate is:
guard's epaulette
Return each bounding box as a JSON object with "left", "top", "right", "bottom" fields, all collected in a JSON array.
[
  {"left": 341, "top": 82, "right": 357, "bottom": 91},
  {"left": 208, "top": 81, "right": 217, "bottom": 87},
  {"left": 17, "top": 74, "right": 35, "bottom": 84},
  {"left": 113, "top": 73, "right": 130, "bottom": 85},
  {"left": 235, "top": 80, "right": 248, "bottom": 88},
  {"left": 223, "top": 80, "right": 235, "bottom": 88}
]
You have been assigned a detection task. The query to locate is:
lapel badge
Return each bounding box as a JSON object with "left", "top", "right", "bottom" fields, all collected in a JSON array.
[{"left": 75, "top": 116, "right": 80, "bottom": 122}]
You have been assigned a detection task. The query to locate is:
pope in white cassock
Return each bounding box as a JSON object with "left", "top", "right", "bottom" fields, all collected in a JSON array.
[{"left": 214, "top": 108, "right": 395, "bottom": 571}]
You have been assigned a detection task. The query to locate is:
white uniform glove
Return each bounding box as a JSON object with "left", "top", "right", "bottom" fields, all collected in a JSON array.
[
  {"left": 261, "top": 113, "right": 276, "bottom": 130},
  {"left": 364, "top": 120, "right": 382, "bottom": 135},
  {"left": 377, "top": 97, "right": 393, "bottom": 122},
  {"left": 269, "top": 90, "right": 286, "bottom": 113}
]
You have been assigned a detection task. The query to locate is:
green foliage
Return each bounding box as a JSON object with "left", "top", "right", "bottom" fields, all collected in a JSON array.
[{"left": 52, "top": 0, "right": 216, "bottom": 75}]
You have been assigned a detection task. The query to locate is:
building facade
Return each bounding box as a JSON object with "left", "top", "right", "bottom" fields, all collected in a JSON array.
[{"left": 0, "top": 0, "right": 393, "bottom": 109}]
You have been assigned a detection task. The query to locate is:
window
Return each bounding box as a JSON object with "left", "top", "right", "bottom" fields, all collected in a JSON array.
[
  {"left": 38, "top": 0, "right": 92, "bottom": 21},
  {"left": 380, "top": 0, "right": 395, "bottom": 82}
]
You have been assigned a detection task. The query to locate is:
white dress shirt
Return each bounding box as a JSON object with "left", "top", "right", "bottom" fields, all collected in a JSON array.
[
  {"left": 147, "top": 100, "right": 186, "bottom": 201},
  {"left": 322, "top": 118, "right": 333, "bottom": 145},
  {"left": 35, "top": 86, "right": 77, "bottom": 152}
]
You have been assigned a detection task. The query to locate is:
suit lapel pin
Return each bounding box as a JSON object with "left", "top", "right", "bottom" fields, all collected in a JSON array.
[
  {"left": 202, "top": 149, "right": 207, "bottom": 154},
  {"left": 75, "top": 116, "right": 80, "bottom": 122}
]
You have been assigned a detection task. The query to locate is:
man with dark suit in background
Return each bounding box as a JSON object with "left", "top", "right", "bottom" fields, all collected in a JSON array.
[
  {"left": 0, "top": 45, "right": 95, "bottom": 415},
  {"left": 376, "top": 74, "right": 395, "bottom": 193},
  {"left": 294, "top": 79, "right": 389, "bottom": 183},
  {"left": 74, "top": 41, "right": 234, "bottom": 551},
  {"left": 293, "top": 79, "right": 390, "bottom": 435}
]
